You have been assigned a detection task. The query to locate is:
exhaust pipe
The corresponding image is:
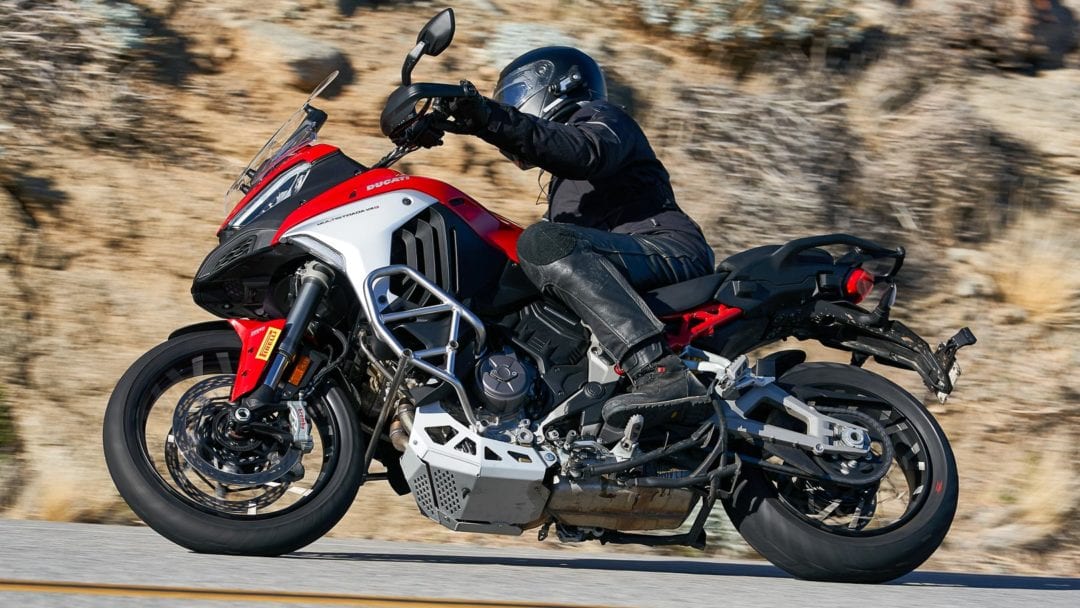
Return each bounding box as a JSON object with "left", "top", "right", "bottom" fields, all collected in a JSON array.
[{"left": 389, "top": 400, "right": 416, "bottom": 452}]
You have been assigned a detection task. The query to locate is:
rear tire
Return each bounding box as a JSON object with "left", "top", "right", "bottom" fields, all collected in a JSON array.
[
  {"left": 103, "top": 330, "right": 365, "bottom": 556},
  {"left": 721, "top": 363, "right": 958, "bottom": 583}
]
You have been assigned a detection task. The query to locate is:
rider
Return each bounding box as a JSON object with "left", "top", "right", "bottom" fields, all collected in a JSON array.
[{"left": 438, "top": 47, "right": 714, "bottom": 438}]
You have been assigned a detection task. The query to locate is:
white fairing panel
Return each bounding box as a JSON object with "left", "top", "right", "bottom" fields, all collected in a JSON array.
[{"left": 279, "top": 189, "right": 437, "bottom": 310}]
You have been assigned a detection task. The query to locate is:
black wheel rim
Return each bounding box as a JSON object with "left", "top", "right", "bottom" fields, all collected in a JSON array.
[
  {"left": 134, "top": 346, "right": 342, "bottom": 519},
  {"left": 766, "top": 383, "right": 933, "bottom": 537}
]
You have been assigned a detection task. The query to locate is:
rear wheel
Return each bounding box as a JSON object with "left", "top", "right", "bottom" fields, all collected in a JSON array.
[
  {"left": 722, "top": 362, "right": 958, "bottom": 583},
  {"left": 103, "top": 329, "right": 365, "bottom": 555}
]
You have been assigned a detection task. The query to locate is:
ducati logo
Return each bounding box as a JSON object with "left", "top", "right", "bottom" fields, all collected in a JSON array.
[{"left": 366, "top": 175, "right": 410, "bottom": 191}]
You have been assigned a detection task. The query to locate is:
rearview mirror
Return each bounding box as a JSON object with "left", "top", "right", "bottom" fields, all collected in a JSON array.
[{"left": 401, "top": 8, "right": 455, "bottom": 85}]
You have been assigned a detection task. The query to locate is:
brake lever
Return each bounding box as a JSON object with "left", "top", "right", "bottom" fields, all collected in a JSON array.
[{"left": 404, "top": 113, "right": 445, "bottom": 149}]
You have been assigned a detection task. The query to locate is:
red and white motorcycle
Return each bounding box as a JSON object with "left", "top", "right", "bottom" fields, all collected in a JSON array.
[{"left": 104, "top": 9, "right": 975, "bottom": 583}]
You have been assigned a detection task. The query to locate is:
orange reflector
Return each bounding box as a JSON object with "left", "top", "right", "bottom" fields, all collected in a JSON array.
[{"left": 288, "top": 356, "right": 311, "bottom": 386}]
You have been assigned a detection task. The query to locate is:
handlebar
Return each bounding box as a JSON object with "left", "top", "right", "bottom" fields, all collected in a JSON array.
[{"left": 379, "top": 82, "right": 469, "bottom": 139}]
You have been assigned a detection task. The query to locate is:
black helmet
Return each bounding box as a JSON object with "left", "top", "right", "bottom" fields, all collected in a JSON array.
[{"left": 493, "top": 46, "right": 607, "bottom": 122}]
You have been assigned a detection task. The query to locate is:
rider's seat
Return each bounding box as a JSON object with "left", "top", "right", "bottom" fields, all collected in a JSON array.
[
  {"left": 641, "top": 272, "right": 728, "bottom": 317},
  {"left": 640, "top": 245, "right": 785, "bottom": 317}
]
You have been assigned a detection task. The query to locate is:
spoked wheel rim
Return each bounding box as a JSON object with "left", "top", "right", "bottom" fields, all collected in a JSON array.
[
  {"left": 135, "top": 347, "right": 341, "bottom": 519},
  {"left": 767, "top": 384, "right": 932, "bottom": 537}
]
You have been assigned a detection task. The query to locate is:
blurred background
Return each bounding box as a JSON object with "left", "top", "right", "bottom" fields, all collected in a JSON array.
[{"left": 0, "top": 0, "right": 1077, "bottom": 577}]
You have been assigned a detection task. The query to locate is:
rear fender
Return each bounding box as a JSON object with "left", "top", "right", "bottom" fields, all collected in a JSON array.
[
  {"left": 799, "top": 301, "right": 976, "bottom": 398},
  {"left": 227, "top": 319, "right": 287, "bottom": 402},
  {"left": 754, "top": 350, "right": 807, "bottom": 379}
]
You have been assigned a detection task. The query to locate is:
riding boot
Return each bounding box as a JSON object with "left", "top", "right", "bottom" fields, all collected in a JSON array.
[{"left": 599, "top": 340, "right": 711, "bottom": 443}]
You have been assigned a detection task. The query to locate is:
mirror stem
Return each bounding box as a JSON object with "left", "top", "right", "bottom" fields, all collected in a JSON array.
[{"left": 401, "top": 41, "right": 426, "bottom": 86}]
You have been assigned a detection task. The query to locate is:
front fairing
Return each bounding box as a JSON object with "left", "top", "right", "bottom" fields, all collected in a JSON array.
[{"left": 195, "top": 148, "right": 365, "bottom": 319}]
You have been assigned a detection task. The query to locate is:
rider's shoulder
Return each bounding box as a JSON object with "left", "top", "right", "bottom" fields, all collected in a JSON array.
[{"left": 567, "top": 100, "right": 636, "bottom": 128}]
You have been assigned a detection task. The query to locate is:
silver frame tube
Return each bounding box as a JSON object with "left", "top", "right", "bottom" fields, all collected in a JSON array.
[{"left": 361, "top": 265, "right": 487, "bottom": 428}]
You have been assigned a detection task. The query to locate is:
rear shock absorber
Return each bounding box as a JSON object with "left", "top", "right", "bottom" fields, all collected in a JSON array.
[{"left": 246, "top": 261, "right": 334, "bottom": 407}]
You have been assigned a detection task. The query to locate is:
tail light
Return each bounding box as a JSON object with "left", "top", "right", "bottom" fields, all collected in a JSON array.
[{"left": 843, "top": 268, "right": 875, "bottom": 304}]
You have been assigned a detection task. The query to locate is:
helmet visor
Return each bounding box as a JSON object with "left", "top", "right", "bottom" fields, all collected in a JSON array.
[{"left": 493, "top": 59, "right": 555, "bottom": 115}]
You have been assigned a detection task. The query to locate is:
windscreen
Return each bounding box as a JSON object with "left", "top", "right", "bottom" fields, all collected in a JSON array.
[
  {"left": 223, "top": 108, "right": 317, "bottom": 212},
  {"left": 223, "top": 71, "right": 339, "bottom": 212}
]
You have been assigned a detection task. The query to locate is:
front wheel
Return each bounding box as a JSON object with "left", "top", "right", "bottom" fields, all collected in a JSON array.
[
  {"left": 722, "top": 362, "right": 958, "bottom": 583},
  {"left": 103, "top": 329, "right": 365, "bottom": 555}
]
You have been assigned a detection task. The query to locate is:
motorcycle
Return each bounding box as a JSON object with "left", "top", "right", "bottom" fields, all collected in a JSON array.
[{"left": 103, "top": 9, "right": 977, "bottom": 583}]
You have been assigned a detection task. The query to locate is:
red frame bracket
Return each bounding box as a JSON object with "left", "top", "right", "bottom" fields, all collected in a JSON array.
[{"left": 663, "top": 303, "right": 743, "bottom": 350}]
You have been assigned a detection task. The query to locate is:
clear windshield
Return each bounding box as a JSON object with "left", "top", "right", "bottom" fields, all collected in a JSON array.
[{"left": 223, "top": 71, "right": 339, "bottom": 212}]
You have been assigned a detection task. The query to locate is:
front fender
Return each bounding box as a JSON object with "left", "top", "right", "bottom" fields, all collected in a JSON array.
[
  {"left": 168, "top": 321, "right": 232, "bottom": 340},
  {"left": 227, "top": 318, "right": 287, "bottom": 401},
  {"left": 167, "top": 320, "right": 287, "bottom": 401}
]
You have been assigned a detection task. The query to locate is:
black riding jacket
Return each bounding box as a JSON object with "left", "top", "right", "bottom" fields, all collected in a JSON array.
[{"left": 478, "top": 100, "right": 708, "bottom": 245}]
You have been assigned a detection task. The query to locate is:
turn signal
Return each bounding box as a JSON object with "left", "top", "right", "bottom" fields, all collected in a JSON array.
[{"left": 843, "top": 268, "right": 875, "bottom": 304}]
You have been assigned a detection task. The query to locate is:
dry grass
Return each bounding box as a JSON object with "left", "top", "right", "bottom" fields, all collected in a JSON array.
[
  {"left": 11, "top": 450, "right": 133, "bottom": 525},
  {"left": 0, "top": 0, "right": 200, "bottom": 163},
  {"left": 987, "top": 212, "right": 1080, "bottom": 325},
  {"left": 1012, "top": 442, "right": 1080, "bottom": 534}
]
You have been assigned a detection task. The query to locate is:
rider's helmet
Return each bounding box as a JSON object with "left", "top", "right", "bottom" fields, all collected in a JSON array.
[{"left": 493, "top": 46, "right": 607, "bottom": 123}]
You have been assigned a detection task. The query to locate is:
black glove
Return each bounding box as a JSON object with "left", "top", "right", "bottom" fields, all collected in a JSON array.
[
  {"left": 397, "top": 114, "right": 445, "bottom": 149},
  {"left": 414, "top": 115, "right": 446, "bottom": 149},
  {"left": 437, "top": 80, "right": 492, "bottom": 134}
]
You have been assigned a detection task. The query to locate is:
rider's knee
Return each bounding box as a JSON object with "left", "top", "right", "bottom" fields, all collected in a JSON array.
[{"left": 517, "top": 222, "right": 580, "bottom": 267}]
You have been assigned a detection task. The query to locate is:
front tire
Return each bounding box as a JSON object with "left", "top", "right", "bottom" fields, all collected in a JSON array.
[
  {"left": 722, "top": 362, "right": 958, "bottom": 583},
  {"left": 103, "top": 329, "right": 365, "bottom": 556}
]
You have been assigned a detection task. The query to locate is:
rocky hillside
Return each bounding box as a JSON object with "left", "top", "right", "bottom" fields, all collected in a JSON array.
[{"left": 1, "top": 0, "right": 1077, "bottom": 575}]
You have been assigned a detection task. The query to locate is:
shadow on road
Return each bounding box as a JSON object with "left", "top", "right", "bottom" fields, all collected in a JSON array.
[
  {"left": 284, "top": 551, "right": 1078, "bottom": 590},
  {"left": 896, "top": 571, "right": 1078, "bottom": 591}
]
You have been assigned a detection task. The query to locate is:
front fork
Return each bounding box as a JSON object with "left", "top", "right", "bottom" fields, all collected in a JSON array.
[{"left": 230, "top": 261, "right": 334, "bottom": 410}]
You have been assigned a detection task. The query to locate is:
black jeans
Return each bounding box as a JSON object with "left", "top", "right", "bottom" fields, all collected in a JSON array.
[{"left": 516, "top": 222, "right": 715, "bottom": 362}]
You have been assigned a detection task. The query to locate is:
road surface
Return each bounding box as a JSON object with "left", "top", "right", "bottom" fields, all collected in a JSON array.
[{"left": 0, "top": 520, "right": 1076, "bottom": 607}]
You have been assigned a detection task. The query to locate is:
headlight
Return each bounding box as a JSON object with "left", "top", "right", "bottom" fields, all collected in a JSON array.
[{"left": 227, "top": 162, "right": 311, "bottom": 229}]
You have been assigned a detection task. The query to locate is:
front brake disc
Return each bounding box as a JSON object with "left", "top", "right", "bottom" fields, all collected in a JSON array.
[{"left": 171, "top": 376, "right": 300, "bottom": 486}]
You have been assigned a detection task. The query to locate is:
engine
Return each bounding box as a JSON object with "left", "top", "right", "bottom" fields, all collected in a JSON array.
[
  {"left": 474, "top": 350, "right": 536, "bottom": 418},
  {"left": 380, "top": 270, "right": 697, "bottom": 537}
]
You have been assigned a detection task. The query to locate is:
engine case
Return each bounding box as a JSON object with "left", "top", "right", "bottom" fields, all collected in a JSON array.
[
  {"left": 546, "top": 477, "right": 696, "bottom": 531},
  {"left": 401, "top": 403, "right": 551, "bottom": 535}
]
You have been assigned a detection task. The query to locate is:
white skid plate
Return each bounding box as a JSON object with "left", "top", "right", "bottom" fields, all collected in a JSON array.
[{"left": 400, "top": 404, "right": 550, "bottom": 535}]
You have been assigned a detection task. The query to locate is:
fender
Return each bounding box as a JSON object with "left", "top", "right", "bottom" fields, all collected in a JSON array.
[
  {"left": 227, "top": 319, "right": 287, "bottom": 402},
  {"left": 799, "top": 301, "right": 976, "bottom": 398},
  {"left": 167, "top": 320, "right": 287, "bottom": 401},
  {"left": 754, "top": 349, "right": 807, "bottom": 379},
  {"left": 168, "top": 321, "right": 232, "bottom": 340}
]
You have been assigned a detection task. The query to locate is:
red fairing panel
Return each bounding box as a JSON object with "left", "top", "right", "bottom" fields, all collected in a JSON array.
[
  {"left": 219, "top": 144, "right": 341, "bottom": 234},
  {"left": 438, "top": 194, "right": 523, "bottom": 263},
  {"left": 273, "top": 170, "right": 524, "bottom": 262},
  {"left": 228, "top": 318, "right": 287, "bottom": 402}
]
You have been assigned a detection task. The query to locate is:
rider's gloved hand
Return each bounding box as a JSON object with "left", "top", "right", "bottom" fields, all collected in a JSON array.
[
  {"left": 414, "top": 116, "right": 445, "bottom": 148},
  {"left": 438, "top": 80, "right": 492, "bottom": 134}
]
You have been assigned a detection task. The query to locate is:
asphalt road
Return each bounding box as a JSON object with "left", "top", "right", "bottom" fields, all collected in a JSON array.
[{"left": 0, "top": 520, "right": 1076, "bottom": 608}]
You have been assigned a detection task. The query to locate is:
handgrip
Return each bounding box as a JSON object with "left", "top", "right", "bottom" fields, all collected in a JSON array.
[{"left": 770, "top": 233, "right": 904, "bottom": 277}]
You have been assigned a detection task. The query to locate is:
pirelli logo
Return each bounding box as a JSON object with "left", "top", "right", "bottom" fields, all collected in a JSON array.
[{"left": 255, "top": 327, "right": 281, "bottom": 361}]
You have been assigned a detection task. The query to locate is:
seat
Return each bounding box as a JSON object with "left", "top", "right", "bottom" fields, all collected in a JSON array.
[
  {"left": 641, "top": 271, "right": 729, "bottom": 317},
  {"left": 716, "top": 245, "right": 782, "bottom": 274}
]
